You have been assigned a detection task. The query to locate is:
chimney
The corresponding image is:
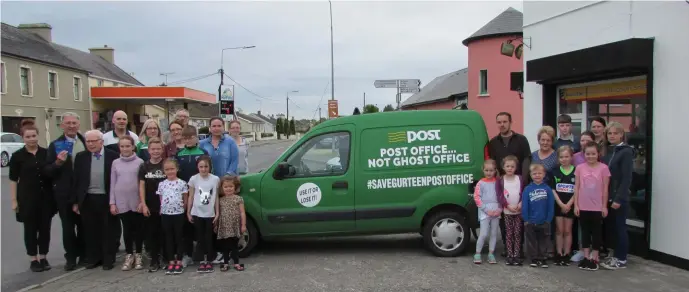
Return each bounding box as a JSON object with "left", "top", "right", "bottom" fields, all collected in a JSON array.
[
  {"left": 18, "top": 23, "right": 52, "bottom": 42},
  {"left": 257, "top": 110, "right": 262, "bottom": 116},
  {"left": 89, "top": 45, "right": 115, "bottom": 63}
]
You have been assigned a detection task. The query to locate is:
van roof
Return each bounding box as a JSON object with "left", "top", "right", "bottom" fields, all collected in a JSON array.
[{"left": 314, "top": 109, "right": 486, "bottom": 130}]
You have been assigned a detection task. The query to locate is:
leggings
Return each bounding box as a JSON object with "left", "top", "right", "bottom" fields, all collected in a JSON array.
[
  {"left": 23, "top": 207, "right": 53, "bottom": 256},
  {"left": 144, "top": 213, "right": 163, "bottom": 261},
  {"left": 193, "top": 216, "right": 215, "bottom": 262},
  {"left": 476, "top": 217, "right": 500, "bottom": 254},
  {"left": 504, "top": 214, "right": 523, "bottom": 258},
  {"left": 579, "top": 211, "right": 602, "bottom": 250},
  {"left": 218, "top": 237, "right": 239, "bottom": 265},
  {"left": 161, "top": 214, "right": 185, "bottom": 261},
  {"left": 119, "top": 211, "right": 144, "bottom": 254}
]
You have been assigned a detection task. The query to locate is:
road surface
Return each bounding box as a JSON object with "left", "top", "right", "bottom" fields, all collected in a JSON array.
[{"left": 1, "top": 139, "right": 294, "bottom": 292}]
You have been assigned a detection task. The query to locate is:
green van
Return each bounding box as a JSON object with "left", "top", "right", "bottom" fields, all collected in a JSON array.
[{"left": 237, "top": 110, "right": 488, "bottom": 257}]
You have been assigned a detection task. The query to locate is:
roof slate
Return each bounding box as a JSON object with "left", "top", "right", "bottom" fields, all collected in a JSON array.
[
  {"left": 1, "top": 23, "right": 85, "bottom": 72},
  {"left": 400, "top": 68, "right": 468, "bottom": 108},
  {"left": 53, "top": 44, "right": 144, "bottom": 86},
  {"left": 236, "top": 112, "right": 266, "bottom": 123},
  {"left": 462, "top": 7, "right": 523, "bottom": 46}
]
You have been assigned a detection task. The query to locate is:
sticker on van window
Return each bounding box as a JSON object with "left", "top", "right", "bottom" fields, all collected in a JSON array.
[
  {"left": 367, "top": 174, "right": 474, "bottom": 190},
  {"left": 297, "top": 182, "right": 322, "bottom": 208},
  {"left": 369, "top": 129, "right": 472, "bottom": 169}
]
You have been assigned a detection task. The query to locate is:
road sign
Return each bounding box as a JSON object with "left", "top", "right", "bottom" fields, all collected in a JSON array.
[
  {"left": 400, "top": 87, "right": 420, "bottom": 94},
  {"left": 328, "top": 100, "right": 339, "bottom": 118},
  {"left": 374, "top": 80, "right": 398, "bottom": 89},
  {"left": 398, "top": 79, "right": 421, "bottom": 89}
]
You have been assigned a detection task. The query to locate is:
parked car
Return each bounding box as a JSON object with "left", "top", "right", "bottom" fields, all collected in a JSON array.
[{"left": 1, "top": 132, "right": 24, "bottom": 167}]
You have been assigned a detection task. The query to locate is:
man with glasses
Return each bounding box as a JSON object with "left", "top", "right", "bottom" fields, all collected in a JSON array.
[
  {"left": 45, "top": 112, "right": 86, "bottom": 271},
  {"left": 162, "top": 109, "right": 190, "bottom": 144},
  {"left": 72, "top": 130, "right": 118, "bottom": 270}
]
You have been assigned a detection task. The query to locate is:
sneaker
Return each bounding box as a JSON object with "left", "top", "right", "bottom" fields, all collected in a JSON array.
[
  {"left": 148, "top": 262, "right": 160, "bottom": 273},
  {"left": 134, "top": 253, "right": 144, "bottom": 270},
  {"left": 561, "top": 254, "right": 571, "bottom": 266},
  {"left": 514, "top": 258, "right": 523, "bottom": 266},
  {"left": 212, "top": 253, "right": 223, "bottom": 264},
  {"left": 588, "top": 259, "right": 599, "bottom": 271},
  {"left": 473, "top": 254, "right": 482, "bottom": 264},
  {"left": 540, "top": 260, "right": 549, "bottom": 268},
  {"left": 165, "top": 265, "right": 175, "bottom": 275},
  {"left": 487, "top": 254, "right": 497, "bottom": 264},
  {"left": 601, "top": 257, "right": 627, "bottom": 270},
  {"left": 206, "top": 263, "right": 214, "bottom": 273},
  {"left": 30, "top": 260, "right": 44, "bottom": 272},
  {"left": 40, "top": 259, "right": 51, "bottom": 271},
  {"left": 182, "top": 256, "right": 193, "bottom": 268},
  {"left": 570, "top": 250, "right": 585, "bottom": 262},
  {"left": 554, "top": 254, "right": 562, "bottom": 266},
  {"left": 197, "top": 262, "right": 207, "bottom": 273},
  {"left": 173, "top": 264, "right": 183, "bottom": 274},
  {"left": 578, "top": 258, "right": 589, "bottom": 270},
  {"left": 505, "top": 257, "right": 514, "bottom": 266},
  {"left": 121, "top": 254, "right": 134, "bottom": 271},
  {"left": 530, "top": 260, "right": 539, "bottom": 267}
]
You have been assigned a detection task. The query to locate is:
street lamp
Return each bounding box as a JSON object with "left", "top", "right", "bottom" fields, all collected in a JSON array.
[
  {"left": 329, "top": 0, "right": 335, "bottom": 102},
  {"left": 218, "top": 45, "right": 256, "bottom": 120},
  {"left": 286, "top": 90, "right": 298, "bottom": 139}
]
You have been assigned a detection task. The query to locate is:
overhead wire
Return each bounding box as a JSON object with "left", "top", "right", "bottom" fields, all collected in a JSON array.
[
  {"left": 223, "top": 73, "right": 277, "bottom": 101},
  {"left": 311, "top": 81, "right": 330, "bottom": 120},
  {"left": 166, "top": 72, "right": 218, "bottom": 85}
]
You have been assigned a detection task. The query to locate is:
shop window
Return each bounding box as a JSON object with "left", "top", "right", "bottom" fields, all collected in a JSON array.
[{"left": 479, "top": 70, "right": 488, "bottom": 95}]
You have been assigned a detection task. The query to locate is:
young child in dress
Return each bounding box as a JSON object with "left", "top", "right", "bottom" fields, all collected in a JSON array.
[
  {"left": 496, "top": 155, "right": 526, "bottom": 266},
  {"left": 473, "top": 159, "right": 502, "bottom": 264},
  {"left": 215, "top": 175, "right": 247, "bottom": 272},
  {"left": 552, "top": 146, "right": 576, "bottom": 266},
  {"left": 574, "top": 142, "right": 610, "bottom": 271},
  {"left": 522, "top": 163, "right": 555, "bottom": 268},
  {"left": 187, "top": 156, "right": 220, "bottom": 273},
  {"left": 156, "top": 158, "right": 189, "bottom": 275}
]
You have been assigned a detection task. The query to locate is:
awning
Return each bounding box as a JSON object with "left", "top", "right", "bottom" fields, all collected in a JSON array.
[{"left": 90, "top": 86, "right": 217, "bottom": 107}]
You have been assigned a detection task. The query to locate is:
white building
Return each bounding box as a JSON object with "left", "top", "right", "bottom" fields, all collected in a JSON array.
[{"left": 523, "top": 1, "right": 689, "bottom": 269}]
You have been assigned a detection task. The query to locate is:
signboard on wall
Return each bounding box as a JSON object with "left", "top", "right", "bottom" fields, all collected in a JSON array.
[{"left": 560, "top": 78, "right": 647, "bottom": 101}]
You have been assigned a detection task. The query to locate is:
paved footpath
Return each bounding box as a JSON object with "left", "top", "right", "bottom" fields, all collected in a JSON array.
[{"left": 21, "top": 235, "right": 689, "bottom": 292}]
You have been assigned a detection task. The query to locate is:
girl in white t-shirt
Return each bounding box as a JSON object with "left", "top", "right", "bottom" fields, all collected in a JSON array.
[
  {"left": 157, "top": 158, "right": 189, "bottom": 275},
  {"left": 497, "top": 155, "right": 526, "bottom": 266}
]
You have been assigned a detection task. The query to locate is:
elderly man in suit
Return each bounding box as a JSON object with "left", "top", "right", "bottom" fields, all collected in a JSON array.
[{"left": 72, "top": 130, "right": 119, "bottom": 270}]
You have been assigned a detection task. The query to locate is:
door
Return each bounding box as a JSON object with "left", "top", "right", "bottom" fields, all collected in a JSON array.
[{"left": 259, "top": 124, "right": 355, "bottom": 235}]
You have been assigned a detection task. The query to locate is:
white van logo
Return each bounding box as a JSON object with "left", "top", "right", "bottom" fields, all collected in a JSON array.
[{"left": 407, "top": 130, "right": 441, "bottom": 143}]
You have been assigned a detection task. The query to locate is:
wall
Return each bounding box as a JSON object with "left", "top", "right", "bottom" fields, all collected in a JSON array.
[
  {"left": 467, "top": 36, "right": 524, "bottom": 138},
  {"left": 522, "top": 0, "right": 689, "bottom": 260},
  {"left": 1, "top": 56, "right": 90, "bottom": 146}
]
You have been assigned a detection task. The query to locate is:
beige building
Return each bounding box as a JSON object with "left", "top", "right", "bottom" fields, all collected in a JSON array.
[{"left": 1, "top": 23, "right": 92, "bottom": 147}]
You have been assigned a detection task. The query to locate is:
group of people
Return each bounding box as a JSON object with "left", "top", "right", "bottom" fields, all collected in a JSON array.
[
  {"left": 476, "top": 112, "right": 634, "bottom": 271},
  {"left": 9, "top": 108, "right": 252, "bottom": 275}
]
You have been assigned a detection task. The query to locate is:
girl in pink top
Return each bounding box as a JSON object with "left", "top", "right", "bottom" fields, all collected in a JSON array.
[
  {"left": 573, "top": 131, "right": 595, "bottom": 166},
  {"left": 574, "top": 141, "right": 610, "bottom": 271}
]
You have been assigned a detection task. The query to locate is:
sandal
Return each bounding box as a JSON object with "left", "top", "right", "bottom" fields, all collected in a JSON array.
[
  {"left": 220, "top": 264, "right": 229, "bottom": 272},
  {"left": 233, "top": 264, "right": 245, "bottom": 271}
]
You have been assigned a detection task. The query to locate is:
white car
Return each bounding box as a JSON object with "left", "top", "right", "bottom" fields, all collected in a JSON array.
[{"left": 1, "top": 132, "right": 24, "bottom": 167}]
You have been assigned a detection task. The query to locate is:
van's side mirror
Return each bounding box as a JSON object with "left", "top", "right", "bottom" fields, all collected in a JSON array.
[{"left": 274, "top": 162, "right": 291, "bottom": 179}]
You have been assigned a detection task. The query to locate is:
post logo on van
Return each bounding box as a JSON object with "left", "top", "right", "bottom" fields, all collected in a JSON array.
[{"left": 387, "top": 130, "right": 441, "bottom": 143}]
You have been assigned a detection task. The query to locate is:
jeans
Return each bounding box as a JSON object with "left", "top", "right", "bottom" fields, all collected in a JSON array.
[{"left": 612, "top": 202, "right": 629, "bottom": 261}]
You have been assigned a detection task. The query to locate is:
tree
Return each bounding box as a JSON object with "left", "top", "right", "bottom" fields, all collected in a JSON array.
[
  {"left": 290, "top": 118, "right": 296, "bottom": 135},
  {"left": 283, "top": 118, "right": 290, "bottom": 139},
  {"left": 276, "top": 117, "right": 283, "bottom": 139},
  {"left": 383, "top": 104, "right": 395, "bottom": 112},
  {"left": 363, "top": 104, "right": 379, "bottom": 114}
]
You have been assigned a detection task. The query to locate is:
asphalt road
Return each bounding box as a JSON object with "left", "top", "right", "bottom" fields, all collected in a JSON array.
[
  {"left": 0, "top": 139, "right": 295, "bottom": 292},
  {"left": 23, "top": 235, "right": 689, "bottom": 292}
]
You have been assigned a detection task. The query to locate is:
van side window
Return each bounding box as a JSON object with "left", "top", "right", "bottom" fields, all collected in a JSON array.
[{"left": 285, "top": 131, "right": 350, "bottom": 177}]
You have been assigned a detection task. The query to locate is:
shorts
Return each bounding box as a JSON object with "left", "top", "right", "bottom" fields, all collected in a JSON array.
[{"left": 555, "top": 193, "right": 574, "bottom": 218}]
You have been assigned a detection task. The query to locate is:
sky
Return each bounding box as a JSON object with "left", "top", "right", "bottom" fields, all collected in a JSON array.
[{"left": 1, "top": 0, "right": 522, "bottom": 120}]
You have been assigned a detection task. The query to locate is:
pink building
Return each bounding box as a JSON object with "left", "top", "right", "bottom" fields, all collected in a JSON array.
[{"left": 463, "top": 7, "right": 524, "bottom": 138}]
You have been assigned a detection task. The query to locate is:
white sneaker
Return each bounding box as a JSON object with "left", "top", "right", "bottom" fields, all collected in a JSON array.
[
  {"left": 182, "top": 255, "right": 193, "bottom": 268},
  {"left": 211, "top": 253, "right": 223, "bottom": 264},
  {"left": 570, "top": 251, "right": 585, "bottom": 262}
]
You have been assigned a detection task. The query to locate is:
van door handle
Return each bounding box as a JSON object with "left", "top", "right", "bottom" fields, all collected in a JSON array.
[{"left": 332, "top": 181, "right": 348, "bottom": 189}]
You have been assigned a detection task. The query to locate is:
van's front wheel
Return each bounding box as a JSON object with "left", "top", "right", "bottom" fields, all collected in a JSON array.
[
  {"left": 422, "top": 211, "right": 469, "bottom": 257},
  {"left": 238, "top": 218, "right": 259, "bottom": 258}
]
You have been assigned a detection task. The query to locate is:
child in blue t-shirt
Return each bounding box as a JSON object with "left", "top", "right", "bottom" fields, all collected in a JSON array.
[{"left": 522, "top": 163, "right": 555, "bottom": 268}]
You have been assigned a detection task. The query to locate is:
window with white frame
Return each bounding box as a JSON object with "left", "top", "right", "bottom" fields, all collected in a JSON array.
[
  {"left": 20, "top": 66, "right": 32, "bottom": 96},
  {"left": 49, "top": 71, "right": 58, "bottom": 99},
  {"left": 73, "top": 76, "right": 82, "bottom": 101},
  {"left": 1, "top": 62, "right": 6, "bottom": 93},
  {"left": 479, "top": 69, "right": 488, "bottom": 95}
]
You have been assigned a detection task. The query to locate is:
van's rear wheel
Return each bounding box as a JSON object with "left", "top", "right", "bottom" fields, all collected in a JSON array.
[
  {"left": 422, "top": 211, "right": 469, "bottom": 257},
  {"left": 238, "top": 218, "right": 259, "bottom": 258}
]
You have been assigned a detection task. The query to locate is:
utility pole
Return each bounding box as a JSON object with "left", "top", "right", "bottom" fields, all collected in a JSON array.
[
  {"left": 363, "top": 92, "right": 366, "bottom": 109},
  {"left": 160, "top": 72, "right": 175, "bottom": 86},
  {"left": 329, "top": 0, "right": 335, "bottom": 102},
  {"left": 286, "top": 90, "right": 298, "bottom": 139},
  {"left": 318, "top": 106, "right": 322, "bottom": 121},
  {"left": 219, "top": 46, "right": 256, "bottom": 120}
]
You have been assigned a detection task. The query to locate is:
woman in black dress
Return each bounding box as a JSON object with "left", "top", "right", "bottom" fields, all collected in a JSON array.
[{"left": 9, "top": 119, "right": 56, "bottom": 272}]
